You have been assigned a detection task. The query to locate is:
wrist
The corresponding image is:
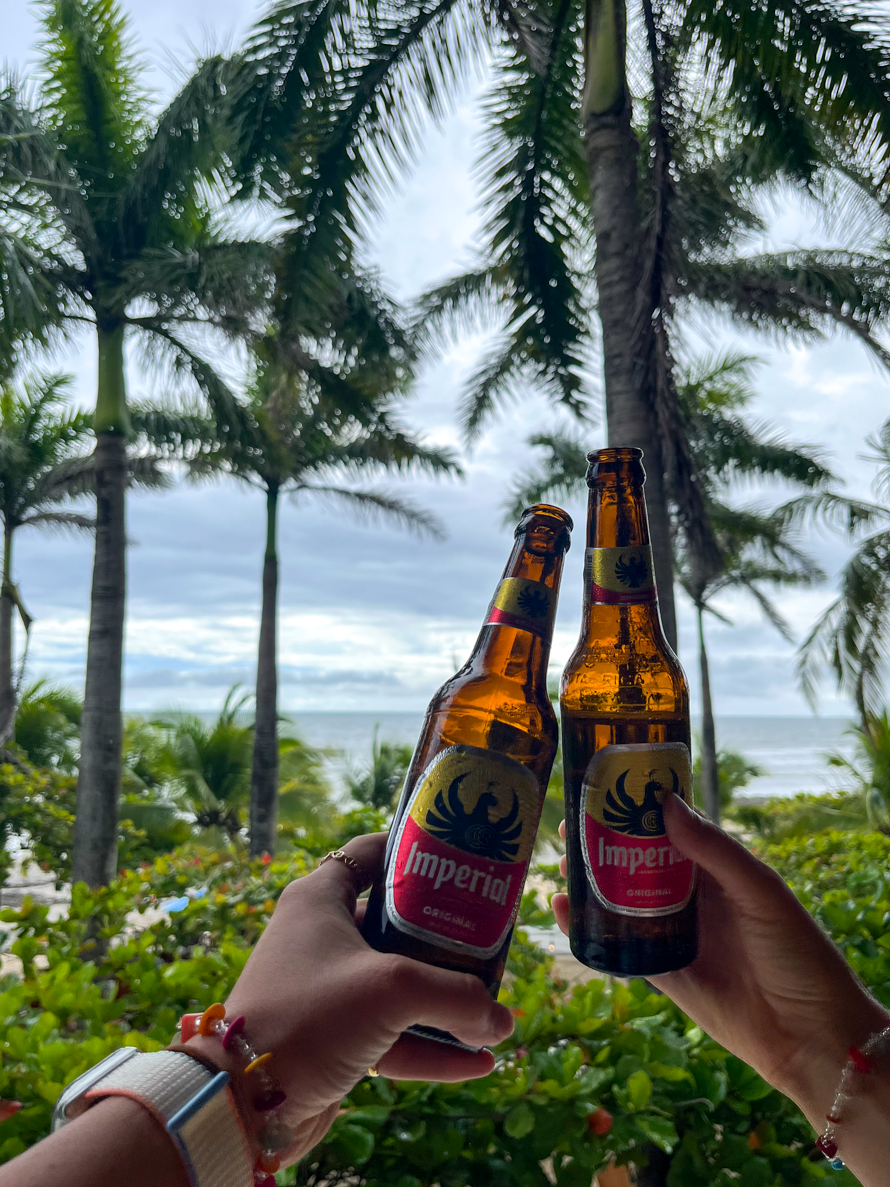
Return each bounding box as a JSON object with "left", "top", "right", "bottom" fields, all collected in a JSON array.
[{"left": 777, "top": 991, "right": 890, "bottom": 1129}]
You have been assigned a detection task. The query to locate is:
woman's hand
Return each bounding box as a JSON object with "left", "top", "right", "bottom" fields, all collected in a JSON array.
[
  {"left": 551, "top": 795, "right": 888, "bottom": 1129},
  {"left": 185, "top": 833, "right": 513, "bottom": 1161}
]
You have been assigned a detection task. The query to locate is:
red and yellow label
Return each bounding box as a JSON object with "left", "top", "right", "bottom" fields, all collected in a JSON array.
[
  {"left": 581, "top": 743, "right": 694, "bottom": 917},
  {"left": 386, "top": 744, "right": 541, "bottom": 956},
  {"left": 486, "top": 577, "right": 555, "bottom": 638},
  {"left": 587, "top": 546, "right": 656, "bottom": 605}
]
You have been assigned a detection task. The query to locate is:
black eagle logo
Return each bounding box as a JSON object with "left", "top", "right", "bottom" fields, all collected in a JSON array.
[
  {"left": 517, "top": 584, "right": 549, "bottom": 618},
  {"left": 425, "top": 773, "right": 522, "bottom": 861},
  {"left": 614, "top": 553, "right": 648, "bottom": 589},
  {"left": 602, "top": 767, "right": 680, "bottom": 836}
]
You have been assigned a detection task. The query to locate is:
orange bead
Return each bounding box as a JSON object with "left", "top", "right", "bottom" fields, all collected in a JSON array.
[
  {"left": 256, "top": 1151, "right": 281, "bottom": 1174},
  {"left": 197, "top": 1003, "right": 226, "bottom": 1036},
  {"left": 244, "top": 1052, "right": 273, "bottom": 1074}
]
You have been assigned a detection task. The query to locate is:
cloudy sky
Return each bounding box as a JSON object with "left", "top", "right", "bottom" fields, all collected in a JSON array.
[{"left": 6, "top": 0, "right": 887, "bottom": 718}]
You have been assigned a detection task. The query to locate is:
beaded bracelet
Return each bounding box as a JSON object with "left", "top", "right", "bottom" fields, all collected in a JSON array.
[
  {"left": 816, "top": 1024, "right": 890, "bottom": 1169},
  {"left": 180, "top": 1005, "right": 293, "bottom": 1186}
]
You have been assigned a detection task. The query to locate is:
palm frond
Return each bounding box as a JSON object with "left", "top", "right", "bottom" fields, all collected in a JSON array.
[
  {"left": 120, "top": 55, "right": 241, "bottom": 249},
  {"left": 20, "top": 509, "right": 95, "bottom": 532},
  {"left": 298, "top": 484, "right": 446, "bottom": 540},
  {"left": 0, "top": 72, "right": 98, "bottom": 253},
  {"left": 128, "top": 405, "right": 217, "bottom": 455},
  {"left": 798, "top": 529, "right": 890, "bottom": 717},
  {"left": 119, "top": 239, "right": 275, "bottom": 339},
  {"left": 684, "top": 252, "right": 890, "bottom": 369},
  {"left": 678, "top": 0, "right": 890, "bottom": 189},
  {"left": 132, "top": 319, "right": 256, "bottom": 445},
  {"left": 503, "top": 428, "right": 589, "bottom": 520},
  {"left": 39, "top": 0, "right": 148, "bottom": 198}
]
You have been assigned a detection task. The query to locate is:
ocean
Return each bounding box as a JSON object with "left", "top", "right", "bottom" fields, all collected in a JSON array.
[{"left": 282, "top": 712, "right": 858, "bottom": 801}]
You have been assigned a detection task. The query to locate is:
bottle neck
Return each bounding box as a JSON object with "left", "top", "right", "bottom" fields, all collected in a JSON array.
[
  {"left": 582, "top": 477, "right": 667, "bottom": 643},
  {"left": 468, "top": 533, "right": 566, "bottom": 686}
]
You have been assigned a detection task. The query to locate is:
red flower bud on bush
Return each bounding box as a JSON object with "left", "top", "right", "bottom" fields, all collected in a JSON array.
[{"left": 587, "top": 1106, "right": 613, "bottom": 1136}]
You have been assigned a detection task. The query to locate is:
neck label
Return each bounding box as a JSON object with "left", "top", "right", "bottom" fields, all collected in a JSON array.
[
  {"left": 385, "top": 744, "right": 541, "bottom": 957},
  {"left": 580, "top": 743, "right": 695, "bottom": 917},
  {"left": 486, "top": 577, "right": 555, "bottom": 638},
  {"left": 587, "top": 546, "right": 656, "bottom": 604}
]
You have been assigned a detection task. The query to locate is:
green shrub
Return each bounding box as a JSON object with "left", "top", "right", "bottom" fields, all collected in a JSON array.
[
  {"left": 731, "top": 793, "right": 868, "bottom": 841},
  {"left": 760, "top": 830, "right": 890, "bottom": 1010},
  {"left": 0, "top": 838, "right": 862, "bottom": 1185}
]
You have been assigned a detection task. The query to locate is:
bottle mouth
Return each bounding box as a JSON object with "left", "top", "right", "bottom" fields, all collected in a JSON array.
[
  {"left": 586, "top": 446, "right": 644, "bottom": 464},
  {"left": 586, "top": 447, "right": 646, "bottom": 486},
  {"left": 516, "top": 503, "right": 573, "bottom": 553}
]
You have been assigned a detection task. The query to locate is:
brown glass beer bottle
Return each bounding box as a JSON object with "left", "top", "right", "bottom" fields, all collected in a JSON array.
[
  {"left": 362, "top": 505, "right": 572, "bottom": 1027},
  {"left": 560, "top": 448, "right": 697, "bottom": 976}
]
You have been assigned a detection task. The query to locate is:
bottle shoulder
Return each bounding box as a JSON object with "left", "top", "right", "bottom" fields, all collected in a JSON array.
[{"left": 560, "top": 631, "right": 689, "bottom": 718}]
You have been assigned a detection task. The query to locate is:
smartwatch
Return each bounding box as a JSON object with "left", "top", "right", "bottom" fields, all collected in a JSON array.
[{"left": 52, "top": 1048, "right": 255, "bottom": 1187}]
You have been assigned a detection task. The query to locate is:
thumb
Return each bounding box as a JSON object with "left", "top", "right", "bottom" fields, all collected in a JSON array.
[
  {"left": 383, "top": 955, "right": 515, "bottom": 1049},
  {"left": 663, "top": 792, "right": 793, "bottom": 913}
]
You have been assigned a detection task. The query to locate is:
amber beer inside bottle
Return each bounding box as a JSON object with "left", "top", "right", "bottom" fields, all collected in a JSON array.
[
  {"left": 560, "top": 448, "right": 697, "bottom": 976},
  {"left": 361, "top": 505, "right": 572, "bottom": 1040}
]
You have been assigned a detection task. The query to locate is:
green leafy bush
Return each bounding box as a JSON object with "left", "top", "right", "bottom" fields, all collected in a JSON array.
[
  {"left": 306, "top": 965, "right": 842, "bottom": 1187},
  {"left": 760, "top": 830, "right": 890, "bottom": 1010},
  {"left": 0, "top": 837, "right": 861, "bottom": 1185},
  {"left": 731, "top": 792, "right": 867, "bottom": 841}
]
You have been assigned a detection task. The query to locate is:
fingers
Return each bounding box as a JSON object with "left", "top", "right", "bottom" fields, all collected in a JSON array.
[
  {"left": 662, "top": 793, "right": 794, "bottom": 913},
  {"left": 552, "top": 891, "right": 569, "bottom": 937},
  {"left": 375, "top": 1032, "right": 496, "bottom": 1082},
  {"left": 384, "top": 956, "right": 514, "bottom": 1049},
  {"left": 558, "top": 820, "right": 565, "bottom": 840},
  {"left": 308, "top": 834, "right": 387, "bottom": 906}
]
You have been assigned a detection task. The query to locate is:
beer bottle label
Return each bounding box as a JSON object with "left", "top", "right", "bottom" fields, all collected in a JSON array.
[
  {"left": 385, "top": 744, "right": 540, "bottom": 957},
  {"left": 586, "top": 546, "right": 657, "bottom": 605},
  {"left": 580, "top": 742, "right": 694, "bottom": 917},
  {"left": 485, "top": 577, "right": 556, "bottom": 638}
]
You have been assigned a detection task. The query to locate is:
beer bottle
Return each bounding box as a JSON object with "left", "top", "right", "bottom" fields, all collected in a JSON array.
[
  {"left": 362, "top": 505, "right": 572, "bottom": 1028},
  {"left": 560, "top": 448, "right": 697, "bottom": 976}
]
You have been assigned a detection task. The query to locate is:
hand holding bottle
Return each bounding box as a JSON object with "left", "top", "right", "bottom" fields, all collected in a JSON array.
[
  {"left": 553, "top": 794, "right": 888, "bottom": 1134},
  {"left": 187, "top": 833, "right": 514, "bottom": 1161}
]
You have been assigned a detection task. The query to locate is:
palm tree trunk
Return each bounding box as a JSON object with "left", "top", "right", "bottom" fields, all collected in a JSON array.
[
  {"left": 72, "top": 323, "right": 129, "bottom": 887},
  {"left": 582, "top": 0, "right": 678, "bottom": 650},
  {"left": 697, "top": 603, "right": 720, "bottom": 823},
  {"left": 250, "top": 484, "right": 280, "bottom": 857},
  {"left": 0, "top": 522, "right": 16, "bottom": 744}
]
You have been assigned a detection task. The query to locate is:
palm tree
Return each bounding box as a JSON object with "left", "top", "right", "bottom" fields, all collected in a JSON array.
[
  {"left": 509, "top": 352, "right": 834, "bottom": 821},
  {"left": 0, "top": 372, "right": 93, "bottom": 739},
  {"left": 239, "top": 0, "right": 890, "bottom": 652},
  {"left": 798, "top": 418, "right": 890, "bottom": 730},
  {"left": 345, "top": 728, "right": 413, "bottom": 813},
  {"left": 14, "top": 679, "right": 82, "bottom": 771},
  {"left": 0, "top": 0, "right": 273, "bottom": 886},
  {"left": 157, "top": 687, "right": 254, "bottom": 842},
  {"left": 189, "top": 366, "right": 460, "bottom": 856}
]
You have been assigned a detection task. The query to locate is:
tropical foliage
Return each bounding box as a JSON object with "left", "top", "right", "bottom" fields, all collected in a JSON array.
[
  {"left": 0, "top": 828, "right": 880, "bottom": 1184},
  {"left": 798, "top": 417, "right": 890, "bottom": 727},
  {"left": 0, "top": 0, "right": 275, "bottom": 885},
  {"left": 345, "top": 730, "right": 414, "bottom": 812}
]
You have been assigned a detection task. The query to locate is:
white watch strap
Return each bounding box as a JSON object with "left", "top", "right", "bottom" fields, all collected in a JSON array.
[
  {"left": 84, "top": 1051, "right": 212, "bottom": 1128},
  {"left": 167, "top": 1070, "right": 255, "bottom": 1187},
  {"left": 82, "top": 1050, "right": 255, "bottom": 1187}
]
